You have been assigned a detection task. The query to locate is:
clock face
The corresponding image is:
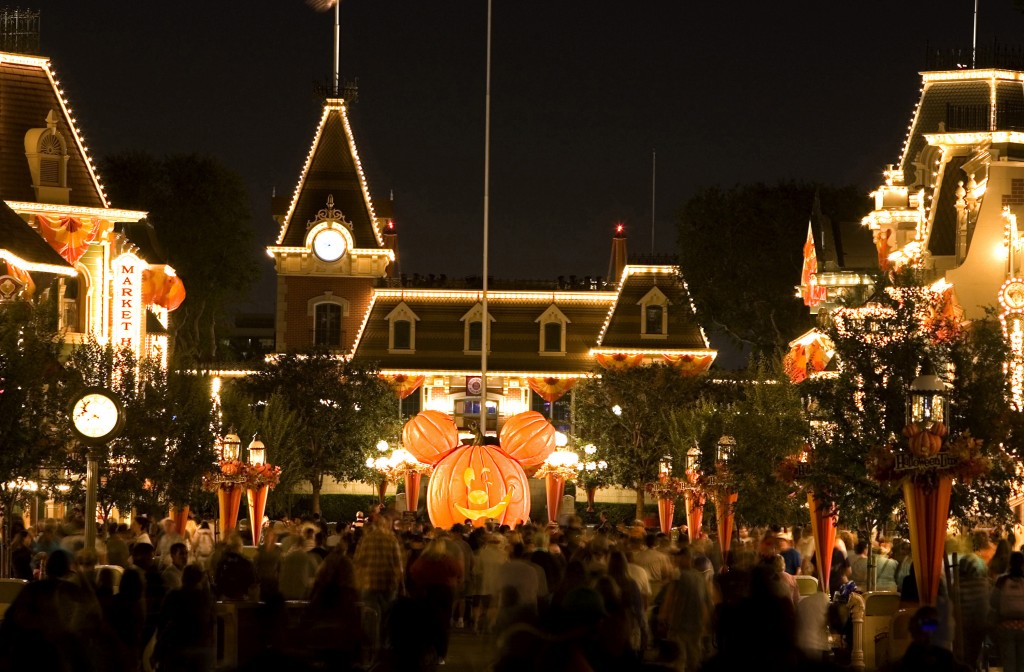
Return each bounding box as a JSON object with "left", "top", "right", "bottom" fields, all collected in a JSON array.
[
  {"left": 312, "top": 228, "right": 347, "bottom": 262},
  {"left": 1004, "top": 280, "right": 1024, "bottom": 311},
  {"left": 72, "top": 392, "right": 121, "bottom": 440}
]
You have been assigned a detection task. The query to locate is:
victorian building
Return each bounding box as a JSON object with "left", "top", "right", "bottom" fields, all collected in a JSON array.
[
  {"left": 269, "top": 95, "right": 717, "bottom": 432},
  {"left": 0, "top": 50, "right": 184, "bottom": 365}
]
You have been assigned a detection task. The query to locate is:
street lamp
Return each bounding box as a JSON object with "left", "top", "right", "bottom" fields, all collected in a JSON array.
[
  {"left": 248, "top": 434, "right": 266, "bottom": 466},
  {"left": 907, "top": 365, "right": 950, "bottom": 430},
  {"left": 612, "top": 404, "right": 622, "bottom": 416},
  {"left": 658, "top": 454, "right": 672, "bottom": 481},
  {"left": 686, "top": 444, "right": 700, "bottom": 475},
  {"left": 221, "top": 430, "right": 241, "bottom": 462},
  {"left": 376, "top": 439, "right": 390, "bottom": 452}
]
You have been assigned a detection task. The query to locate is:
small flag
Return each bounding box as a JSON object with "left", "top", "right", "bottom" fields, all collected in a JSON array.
[{"left": 306, "top": 0, "right": 339, "bottom": 11}]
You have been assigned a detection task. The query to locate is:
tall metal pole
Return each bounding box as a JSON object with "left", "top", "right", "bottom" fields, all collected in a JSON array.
[
  {"left": 333, "top": 1, "right": 340, "bottom": 96},
  {"left": 85, "top": 447, "right": 100, "bottom": 551},
  {"left": 972, "top": 0, "right": 978, "bottom": 69},
  {"left": 651, "top": 149, "right": 656, "bottom": 254},
  {"left": 479, "top": 0, "right": 492, "bottom": 437}
]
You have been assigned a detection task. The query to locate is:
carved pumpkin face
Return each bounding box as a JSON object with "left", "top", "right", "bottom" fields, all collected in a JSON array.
[
  {"left": 427, "top": 444, "right": 529, "bottom": 529},
  {"left": 403, "top": 410, "right": 460, "bottom": 466},
  {"left": 498, "top": 411, "right": 555, "bottom": 469}
]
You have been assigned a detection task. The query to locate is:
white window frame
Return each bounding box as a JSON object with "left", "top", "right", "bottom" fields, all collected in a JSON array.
[
  {"left": 307, "top": 292, "right": 349, "bottom": 348},
  {"left": 385, "top": 301, "right": 420, "bottom": 354},
  {"left": 535, "top": 304, "right": 570, "bottom": 356},
  {"left": 460, "top": 303, "right": 495, "bottom": 354},
  {"left": 638, "top": 286, "right": 670, "bottom": 339}
]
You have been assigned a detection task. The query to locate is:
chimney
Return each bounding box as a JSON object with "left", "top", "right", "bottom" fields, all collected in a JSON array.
[
  {"left": 383, "top": 218, "right": 398, "bottom": 279},
  {"left": 607, "top": 223, "right": 627, "bottom": 284}
]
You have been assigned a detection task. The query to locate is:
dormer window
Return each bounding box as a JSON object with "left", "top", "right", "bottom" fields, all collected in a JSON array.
[
  {"left": 386, "top": 301, "right": 419, "bottom": 353},
  {"left": 24, "top": 110, "right": 70, "bottom": 205},
  {"left": 638, "top": 286, "right": 670, "bottom": 339},
  {"left": 535, "top": 304, "right": 570, "bottom": 355},
  {"left": 461, "top": 303, "right": 494, "bottom": 354}
]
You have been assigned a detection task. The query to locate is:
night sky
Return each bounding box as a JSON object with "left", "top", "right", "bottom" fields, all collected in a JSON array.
[{"left": 20, "top": 1, "right": 1024, "bottom": 311}]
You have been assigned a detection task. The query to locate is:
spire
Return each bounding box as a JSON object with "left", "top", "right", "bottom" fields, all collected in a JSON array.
[{"left": 608, "top": 223, "right": 628, "bottom": 284}]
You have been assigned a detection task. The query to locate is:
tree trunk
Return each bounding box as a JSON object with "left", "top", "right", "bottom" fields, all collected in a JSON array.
[
  {"left": 312, "top": 482, "right": 321, "bottom": 515},
  {"left": 635, "top": 488, "right": 645, "bottom": 523}
]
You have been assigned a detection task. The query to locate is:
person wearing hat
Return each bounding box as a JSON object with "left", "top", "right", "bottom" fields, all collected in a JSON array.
[{"left": 776, "top": 529, "right": 801, "bottom": 576}]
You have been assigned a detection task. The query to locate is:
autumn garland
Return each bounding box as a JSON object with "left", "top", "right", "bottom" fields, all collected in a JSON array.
[
  {"left": 203, "top": 460, "right": 282, "bottom": 492},
  {"left": 867, "top": 431, "right": 993, "bottom": 487}
]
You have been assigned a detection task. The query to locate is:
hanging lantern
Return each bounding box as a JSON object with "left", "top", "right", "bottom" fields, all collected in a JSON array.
[
  {"left": 686, "top": 445, "right": 700, "bottom": 476},
  {"left": 658, "top": 454, "right": 672, "bottom": 482}
]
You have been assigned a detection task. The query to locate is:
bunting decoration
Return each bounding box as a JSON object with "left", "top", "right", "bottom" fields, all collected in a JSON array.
[
  {"left": 141, "top": 266, "right": 186, "bottom": 312},
  {"left": 0, "top": 260, "right": 34, "bottom": 300},
  {"left": 35, "top": 216, "right": 111, "bottom": 265},
  {"left": 594, "top": 352, "right": 644, "bottom": 370},
  {"left": 527, "top": 377, "right": 576, "bottom": 403},
  {"left": 783, "top": 330, "right": 834, "bottom": 383},
  {"left": 800, "top": 223, "right": 827, "bottom": 308},
  {"left": 661, "top": 353, "right": 713, "bottom": 376},
  {"left": 386, "top": 374, "right": 425, "bottom": 400}
]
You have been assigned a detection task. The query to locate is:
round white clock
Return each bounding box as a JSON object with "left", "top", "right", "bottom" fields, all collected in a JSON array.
[
  {"left": 70, "top": 387, "right": 124, "bottom": 444},
  {"left": 312, "top": 228, "right": 347, "bottom": 262}
]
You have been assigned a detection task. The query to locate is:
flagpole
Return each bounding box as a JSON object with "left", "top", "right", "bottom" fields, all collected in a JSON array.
[
  {"left": 333, "top": 1, "right": 340, "bottom": 96},
  {"left": 479, "top": 0, "right": 492, "bottom": 437}
]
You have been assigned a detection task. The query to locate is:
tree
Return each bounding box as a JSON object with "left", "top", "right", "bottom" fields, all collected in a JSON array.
[
  {"left": 574, "top": 365, "right": 704, "bottom": 519},
  {"left": 805, "top": 271, "right": 1022, "bottom": 530},
  {"left": 0, "top": 298, "right": 67, "bottom": 573},
  {"left": 219, "top": 386, "right": 305, "bottom": 496},
  {"left": 676, "top": 182, "right": 867, "bottom": 356},
  {"left": 100, "top": 152, "right": 259, "bottom": 366},
  {"left": 63, "top": 340, "right": 217, "bottom": 520},
  {"left": 235, "top": 350, "right": 401, "bottom": 514}
]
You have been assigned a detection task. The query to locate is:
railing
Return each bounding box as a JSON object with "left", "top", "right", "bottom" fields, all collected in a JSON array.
[
  {"left": 925, "top": 41, "right": 1024, "bottom": 71},
  {"left": 944, "top": 102, "right": 1024, "bottom": 132},
  {"left": 380, "top": 274, "right": 613, "bottom": 291}
]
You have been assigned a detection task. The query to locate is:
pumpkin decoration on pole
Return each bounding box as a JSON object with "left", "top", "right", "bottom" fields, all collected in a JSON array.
[
  {"left": 402, "top": 410, "right": 556, "bottom": 529},
  {"left": 534, "top": 438, "right": 580, "bottom": 524}
]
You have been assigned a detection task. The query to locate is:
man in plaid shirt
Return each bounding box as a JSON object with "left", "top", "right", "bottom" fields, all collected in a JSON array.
[{"left": 354, "top": 516, "right": 405, "bottom": 627}]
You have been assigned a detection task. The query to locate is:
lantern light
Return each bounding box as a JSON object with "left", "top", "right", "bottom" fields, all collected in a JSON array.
[
  {"left": 907, "top": 364, "right": 950, "bottom": 429},
  {"left": 583, "top": 443, "right": 597, "bottom": 455},
  {"left": 686, "top": 444, "right": 701, "bottom": 474},
  {"left": 658, "top": 455, "right": 672, "bottom": 480},
  {"left": 612, "top": 405, "right": 622, "bottom": 416},
  {"left": 221, "top": 430, "right": 241, "bottom": 462},
  {"left": 717, "top": 435, "right": 736, "bottom": 464},
  {"left": 555, "top": 431, "right": 568, "bottom": 448},
  {"left": 248, "top": 434, "right": 266, "bottom": 466},
  {"left": 376, "top": 439, "right": 390, "bottom": 452}
]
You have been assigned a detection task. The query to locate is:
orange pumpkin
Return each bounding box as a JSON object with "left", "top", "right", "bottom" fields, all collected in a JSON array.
[
  {"left": 499, "top": 411, "right": 555, "bottom": 469},
  {"left": 402, "top": 410, "right": 460, "bottom": 466},
  {"left": 427, "top": 443, "right": 529, "bottom": 529}
]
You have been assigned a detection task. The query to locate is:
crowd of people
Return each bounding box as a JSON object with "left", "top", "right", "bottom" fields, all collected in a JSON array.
[{"left": 0, "top": 508, "right": 1021, "bottom": 671}]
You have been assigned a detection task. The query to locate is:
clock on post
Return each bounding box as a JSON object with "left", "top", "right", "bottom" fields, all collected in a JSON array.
[{"left": 70, "top": 386, "right": 125, "bottom": 444}]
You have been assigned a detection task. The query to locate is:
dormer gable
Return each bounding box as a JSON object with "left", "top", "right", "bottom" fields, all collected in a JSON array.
[
  {"left": 385, "top": 301, "right": 420, "bottom": 353},
  {"left": 535, "top": 304, "right": 571, "bottom": 355},
  {"left": 460, "top": 302, "right": 495, "bottom": 354},
  {"left": 24, "top": 109, "right": 70, "bottom": 204},
  {"left": 637, "top": 286, "right": 670, "bottom": 338}
]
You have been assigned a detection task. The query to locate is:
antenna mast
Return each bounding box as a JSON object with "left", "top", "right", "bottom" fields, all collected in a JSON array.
[
  {"left": 333, "top": 2, "right": 340, "bottom": 96},
  {"left": 972, "top": 0, "right": 979, "bottom": 69}
]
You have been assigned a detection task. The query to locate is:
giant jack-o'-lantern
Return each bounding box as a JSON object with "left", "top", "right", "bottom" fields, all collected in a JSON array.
[
  {"left": 403, "top": 410, "right": 460, "bottom": 465},
  {"left": 427, "top": 443, "right": 529, "bottom": 529},
  {"left": 498, "top": 411, "right": 555, "bottom": 469}
]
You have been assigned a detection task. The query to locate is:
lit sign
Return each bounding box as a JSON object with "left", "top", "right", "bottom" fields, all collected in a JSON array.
[{"left": 113, "top": 253, "right": 144, "bottom": 358}]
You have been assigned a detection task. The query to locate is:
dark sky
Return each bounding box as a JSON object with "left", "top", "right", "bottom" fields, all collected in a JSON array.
[{"left": 21, "top": 1, "right": 1024, "bottom": 311}]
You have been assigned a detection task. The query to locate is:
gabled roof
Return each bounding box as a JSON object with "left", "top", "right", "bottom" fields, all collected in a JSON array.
[
  {"left": 598, "top": 266, "right": 710, "bottom": 350},
  {"left": 0, "top": 198, "right": 74, "bottom": 275},
  {"left": 0, "top": 53, "right": 106, "bottom": 208},
  {"left": 275, "top": 99, "right": 382, "bottom": 250}
]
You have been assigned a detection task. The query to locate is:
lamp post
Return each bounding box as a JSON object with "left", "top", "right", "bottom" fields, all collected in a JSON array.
[
  {"left": 903, "top": 365, "right": 953, "bottom": 606},
  {"left": 216, "top": 429, "right": 243, "bottom": 541},
  {"left": 714, "top": 435, "right": 739, "bottom": 563},
  {"left": 220, "top": 430, "right": 241, "bottom": 462},
  {"left": 246, "top": 434, "right": 269, "bottom": 547},
  {"left": 684, "top": 444, "right": 705, "bottom": 541}
]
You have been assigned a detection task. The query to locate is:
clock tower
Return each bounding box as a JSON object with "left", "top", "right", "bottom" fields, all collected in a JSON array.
[{"left": 267, "top": 97, "right": 393, "bottom": 354}]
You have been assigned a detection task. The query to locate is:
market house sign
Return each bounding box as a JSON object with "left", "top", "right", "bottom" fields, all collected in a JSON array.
[{"left": 113, "top": 252, "right": 144, "bottom": 359}]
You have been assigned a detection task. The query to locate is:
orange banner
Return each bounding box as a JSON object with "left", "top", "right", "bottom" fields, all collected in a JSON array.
[
  {"left": 35, "top": 216, "right": 109, "bottom": 265},
  {"left": 903, "top": 476, "right": 953, "bottom": 605},
  {"left": 527, "top": 377, "right": 576, "bottom": 403},
  {"left": 595, "top": 352, "right": 644, "bottom": 370},
  {"left": 807, "top": 493, "right": 837, "bottom": 592},
  {"left": 662, "top": 354, "right": 713, "bottom": 376}
]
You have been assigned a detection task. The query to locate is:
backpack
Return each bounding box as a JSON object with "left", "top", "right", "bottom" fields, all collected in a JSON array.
[
  {"left": 1000, "top": 577, "right": 1024, "bottom": 619},
  {"left": 194, "top": 531, "right": 214, "bottom": 557}
]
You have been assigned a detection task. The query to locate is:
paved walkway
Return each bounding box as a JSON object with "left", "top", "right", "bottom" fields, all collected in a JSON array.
[{"left": 444, "top": 629, "right": 498, "bottom": 671}]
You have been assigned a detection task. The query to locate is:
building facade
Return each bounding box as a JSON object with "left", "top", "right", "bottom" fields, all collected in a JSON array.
[{"left": 269, "top": 96, "right": 717, "bottom": 433}]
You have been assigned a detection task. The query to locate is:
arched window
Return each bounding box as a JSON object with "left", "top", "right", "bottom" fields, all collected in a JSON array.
[
  {"left": 386, "top": 301, "right": 419, "bottom": 353},
  {"left": 645, "top": 305, "right": 664, "bottom": 335},
  {"left": 535, "top": 304, "right": 570, "bottom": 356},
  {"left": 467, "top": 321, "right": 483, "bottom": 352},
  {"left": 461, "top": 303, "right": 494, "bottom": 354},
  {"left": 638, "top": 286, "right": 669, "bottom": 339},
  {"left": 314, "top": 303, "right": 342, "bottom": 347}
]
